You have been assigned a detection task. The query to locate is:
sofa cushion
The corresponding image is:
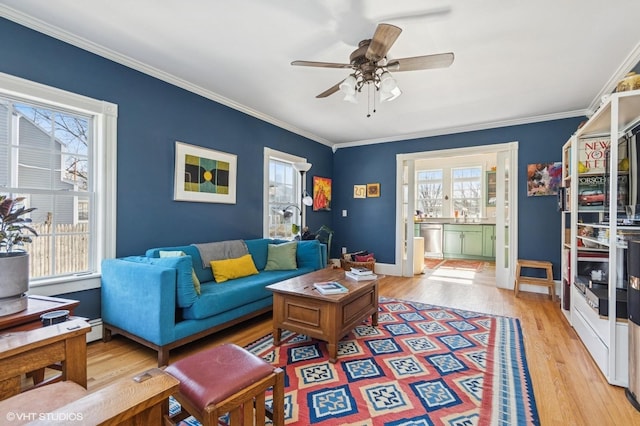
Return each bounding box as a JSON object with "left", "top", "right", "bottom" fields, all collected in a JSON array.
[
  {"left": 244, "top": 239, "right": 269, "bottom": 271},
  {"left": 121, "top": 255, "right": 197, "bottom": 308},
  {"left": 182, "top": 268, "right": 314, "bottom": 320},
  {"left": 264, "top": 241, "right": 298, "bottom": 271},
  {"left": 210, "top": 254, "right": 259, "bottom": 283},
  {"left": 146, "top": 245, "right": 214, "bottom": 284},
  {"left": 296, "top": 239, "right": 323, "bottom": 270},
  {"left": 159, "top": 250, "right": 201, "bottom": 295}
]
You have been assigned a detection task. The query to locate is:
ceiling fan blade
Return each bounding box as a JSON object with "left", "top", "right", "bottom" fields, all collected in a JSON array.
[
  {"left": 316, "top": 81, "right": 343, "bottom": 98},
  {"left": 376, "top": 6, "right": 452, "bottom": 23},
  {"left": 365, "top": 23, "right": 402, "bottom": 62},
  {"left": 387, "top": 52, "right": 454, "bottom": 72},
  {"left": 291, "top": 60, "right": 352, "bottom": 69}
]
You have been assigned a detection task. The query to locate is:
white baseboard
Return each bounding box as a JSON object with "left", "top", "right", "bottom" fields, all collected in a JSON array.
[
  {"left": 517, "top": 280, "right": 560, "bottom": 297},
  {"left": 86, "top": 318, "right": 103, "bottom": 342}
]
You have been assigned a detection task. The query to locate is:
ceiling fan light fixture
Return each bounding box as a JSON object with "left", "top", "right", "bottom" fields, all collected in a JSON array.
[
  {"left": 379, "top": 71, "right": 397, "bottom": 91},
  {"left": 339, "top": 74, "right": 357, "bottom": 95},
  {"left": 343, "top": 92, "right": 358, "bottom": 103},
  {"left": 379, "top": 71, "right": 401, "bottom": 102},
  {"left": 380, "top": 86, "right": 402, "bottom": 103}
]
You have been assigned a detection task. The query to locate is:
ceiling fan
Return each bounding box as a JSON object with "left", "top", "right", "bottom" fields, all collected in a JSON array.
[{"left": 291, "top": 23, "right": 454, "bottom": 108}]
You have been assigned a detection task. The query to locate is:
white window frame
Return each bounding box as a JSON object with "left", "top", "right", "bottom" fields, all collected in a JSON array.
[
  {"left": 416, "top": 169, "right": 444, "bottom": 218},
  {"left": 263, "top": 147, "right": 308, "bottom": 239},
  {"left": 451, "top": 165, "right": 483, "bottom": 218},
  {"left": 0, "top": 72, "right": 117, "bottom": 295}
]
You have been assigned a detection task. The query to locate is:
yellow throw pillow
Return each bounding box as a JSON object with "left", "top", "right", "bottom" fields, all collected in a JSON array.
[{"left": 210, "top": 254, "right": 259, "bottom": 283}]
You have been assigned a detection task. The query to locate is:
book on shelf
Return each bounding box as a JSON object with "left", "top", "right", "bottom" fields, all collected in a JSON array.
[
  {"left": 345, "top": 271, "right": 378, "bottom": 281},
  {"left": 349, "top": 267, "right": 373, "bottom": 275},
  {"left": 313, "top": 281, "right": 348, "bottom": 295}
]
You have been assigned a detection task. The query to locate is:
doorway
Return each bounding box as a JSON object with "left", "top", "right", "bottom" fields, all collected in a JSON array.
[{"left": 396, "top": 142, "right": 518, "bottom": 289}]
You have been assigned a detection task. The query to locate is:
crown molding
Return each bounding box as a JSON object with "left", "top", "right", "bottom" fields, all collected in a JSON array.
[
  {"left": 2, "top": 5, "right": 630, "bottom": 151},
  {"left": 586, "top": 41, "right": 640, "bottom": 117},
  {"left": 0, "top": 6, "right": 333, "bottom": 148},
  {"left": 333, "top": 109, "right": 587, "bottom": 150}
]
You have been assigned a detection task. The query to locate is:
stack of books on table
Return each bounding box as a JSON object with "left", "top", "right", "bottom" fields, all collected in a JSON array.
[
  {"left": 313, "top": 281, "right": 348, "bottom": 295},
  {"left": 345, "top": 267, "right": 377, "bottom": 281}
]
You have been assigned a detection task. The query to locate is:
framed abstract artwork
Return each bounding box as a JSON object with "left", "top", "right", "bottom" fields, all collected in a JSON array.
[
  {"left": 313, "top": 176, "right": 332, "bottom": 211},
  {"left": 526, "top": 162, "right": 562, "bottom": 197},
  {"left": 173, "top": 141, "right": 237, "bottom": 203},
  {"left": 353, "top": 185, "right": 366, "bottom": 198}
]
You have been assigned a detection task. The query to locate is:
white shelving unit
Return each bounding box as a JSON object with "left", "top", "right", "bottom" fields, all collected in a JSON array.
[{"left": 561, "top": 89, "right": 640, "bottom": 387}]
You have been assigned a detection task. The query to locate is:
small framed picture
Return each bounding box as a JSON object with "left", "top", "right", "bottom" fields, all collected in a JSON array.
[
  {"left": 367, "top": 183, "right": 380, "bottom": 198},
  {"left": 353, "top": 185, "right": 366, "bottom": 198}
]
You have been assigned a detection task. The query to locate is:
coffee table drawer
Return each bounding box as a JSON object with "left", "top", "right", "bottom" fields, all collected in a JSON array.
[
  {"left": 283, "top": 299, "right": 322, "bottom": 328},
  {"left": 342, "top": 288, "right": 376, "bottom": 325}
]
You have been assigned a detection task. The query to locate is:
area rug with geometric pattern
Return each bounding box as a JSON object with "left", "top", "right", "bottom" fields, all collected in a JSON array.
[{"left": 171, "top": 297, "right": 539, "bottom": 425}]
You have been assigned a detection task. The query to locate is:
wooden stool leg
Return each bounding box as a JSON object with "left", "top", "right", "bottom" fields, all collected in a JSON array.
[
  {"left": 546, "top": 265, "right": 555, "bottom": 301},
  {"left": 272, "top": 368, "right": 285, "bottom": 426},
  {"left": 514, "top": 262, "right": 522, "bottom": 297}
]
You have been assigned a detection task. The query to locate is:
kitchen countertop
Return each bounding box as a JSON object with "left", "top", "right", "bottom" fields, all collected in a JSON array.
[{"left": 415, "top": 219, "right": 496, "bottom": 225}]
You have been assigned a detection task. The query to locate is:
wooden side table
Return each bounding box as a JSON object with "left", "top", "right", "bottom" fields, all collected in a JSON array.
[
  {"left": 0, "top": 318, "right": 90, "bottom": 400},
  {"left": 0, "top": 295, "right": 80, "bottom": 331},
  {"left": 0, "top": 295, "right": 81, "bottom": 390}
]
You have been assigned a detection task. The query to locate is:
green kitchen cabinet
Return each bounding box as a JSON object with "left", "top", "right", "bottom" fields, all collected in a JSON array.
[
  {"left": 482, "top": 225, "right": 496, "bottom": 258},
  {"left": 443, "top": 224, "right": 484, "bottom": 258}
]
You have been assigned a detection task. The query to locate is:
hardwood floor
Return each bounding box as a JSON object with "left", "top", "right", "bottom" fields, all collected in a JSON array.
[{"left": 86, "top": 264, "right": 640, "bottom": 425}]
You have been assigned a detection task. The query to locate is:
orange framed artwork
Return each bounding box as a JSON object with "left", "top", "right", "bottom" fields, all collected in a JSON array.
[{"left": 313, "top": 176, "right": 331, "bottom": 211}]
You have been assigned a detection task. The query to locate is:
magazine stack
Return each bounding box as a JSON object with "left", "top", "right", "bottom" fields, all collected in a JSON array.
[{"left": 345, "top": 267, "right": 377, "bottom": 281}]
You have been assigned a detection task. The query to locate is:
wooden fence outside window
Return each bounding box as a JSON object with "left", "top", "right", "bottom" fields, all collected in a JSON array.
[{"left": 25, "top": 223, "right": 89, "bottom": 279}]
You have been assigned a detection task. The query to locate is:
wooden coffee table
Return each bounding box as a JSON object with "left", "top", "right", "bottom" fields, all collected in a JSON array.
[{"left": 266, "top": 268, "right": 379, "bottom": 363}]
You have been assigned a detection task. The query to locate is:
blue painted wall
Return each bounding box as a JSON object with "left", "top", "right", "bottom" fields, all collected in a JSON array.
[
  {"left": 0, "top": 18, "right": 333, "bottom": 257},
  {"left": 332, "top": 118, "right": 585, "bottom": 279},
  {"left": 0, "top": 17, "right": 602, "bottom": 310}
]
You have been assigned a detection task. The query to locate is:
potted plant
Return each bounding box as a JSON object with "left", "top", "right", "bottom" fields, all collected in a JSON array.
[{"left": 0, "top": 196, "right": 37, "bottom": 316}]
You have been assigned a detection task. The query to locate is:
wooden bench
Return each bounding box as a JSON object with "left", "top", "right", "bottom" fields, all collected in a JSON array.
[
  {"left": 514, "top": 259, "right": 555, "bottom": 301},
  {"left": 0, "top": 318, "right": 90, "bottom": 400},
  {"left": 0, "top": 368, "right": 179, "bottom": 425}
]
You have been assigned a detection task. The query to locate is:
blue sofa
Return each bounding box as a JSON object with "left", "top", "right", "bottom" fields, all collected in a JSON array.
[{"left": 101, "top": 238, "right": 326, "bottom": 365}]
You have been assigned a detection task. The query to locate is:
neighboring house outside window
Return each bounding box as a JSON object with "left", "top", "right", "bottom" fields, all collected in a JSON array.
[
  {"left": 1, "top": 99, "right": 90, "bottom": 278},
  {"left": 0, "top": 73, "right": 116, "bottom": 291},
  {"left": 264, "top": 148, "right": 307, "bottom": 240}
]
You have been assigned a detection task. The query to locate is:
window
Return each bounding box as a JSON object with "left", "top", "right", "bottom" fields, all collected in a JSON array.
[
  {"left": 0, "top": 72, "right": 117, "bottom": 287},
  {"left": 264, "top": 148, "right": 307, "bottom": 239},
  {"left": 1, "top": 100, "right": 91, "bottom": 278},
  {"left": 451, "top": 166, "right": 482, "bottom": 217},
  {"left": 416, "top": 169, "right": 443, "bottom": 217}
]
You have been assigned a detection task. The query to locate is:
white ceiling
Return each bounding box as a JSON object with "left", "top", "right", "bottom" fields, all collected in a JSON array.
[{"left": 1, "top": 1, "right": 640, "bottom": 148}]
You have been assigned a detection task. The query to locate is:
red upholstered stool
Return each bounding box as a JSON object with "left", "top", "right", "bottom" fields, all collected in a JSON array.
[{"left": 165, "top": 343, "right": 284, "bottom": 426}]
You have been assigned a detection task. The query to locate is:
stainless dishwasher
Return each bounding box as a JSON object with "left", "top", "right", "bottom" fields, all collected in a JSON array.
[{"left": 420, "top": 223, "right": 443, "bottom": 258}]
